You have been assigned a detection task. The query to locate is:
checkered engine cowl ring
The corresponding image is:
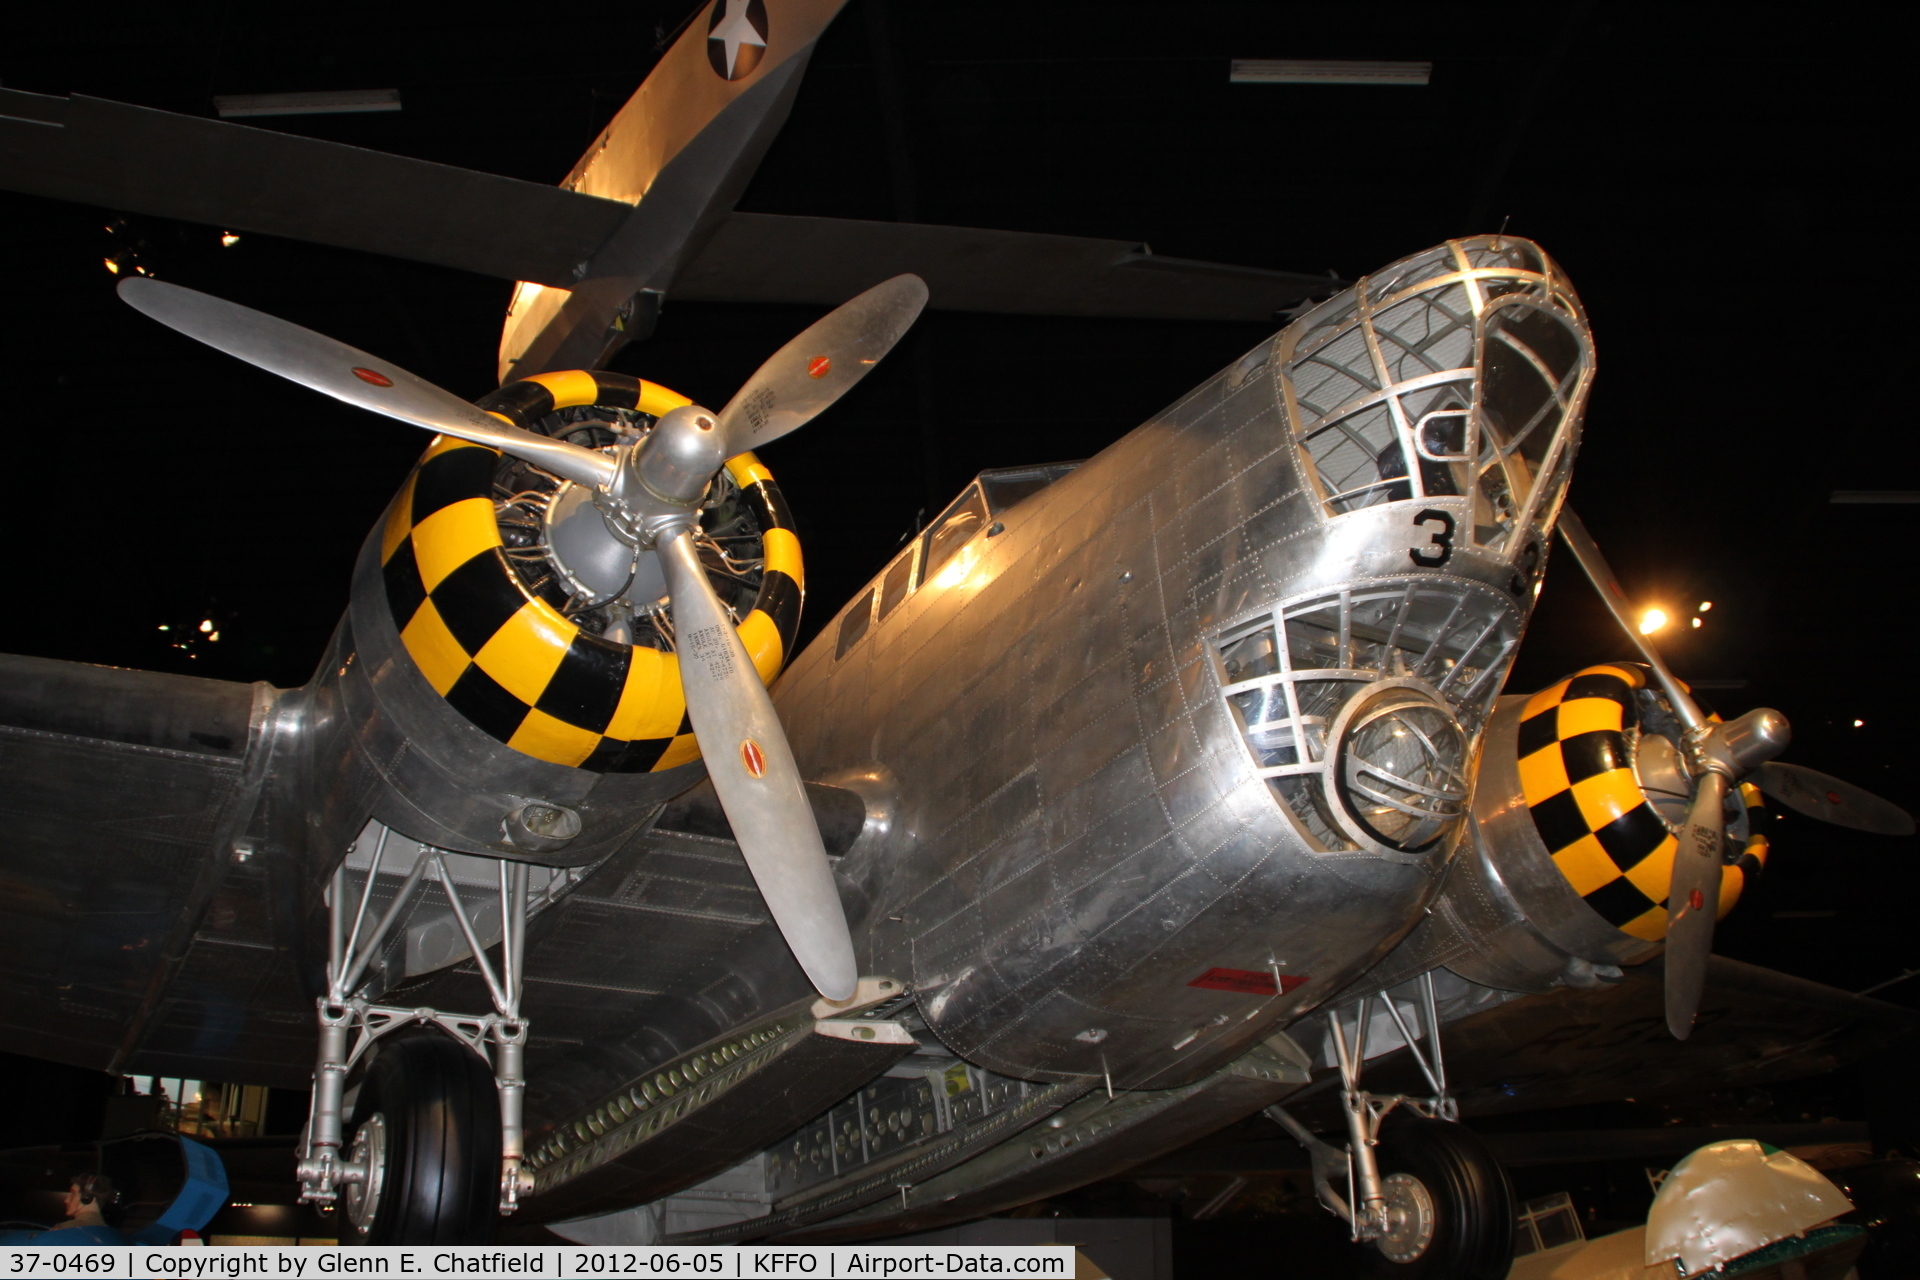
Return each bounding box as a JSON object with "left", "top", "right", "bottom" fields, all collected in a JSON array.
[
  {"left": 377, "top": 370, "right": 803, "bottom": 774},
  {"left": 1518, "top": 664, "right": 1768, "bottom": 941}
]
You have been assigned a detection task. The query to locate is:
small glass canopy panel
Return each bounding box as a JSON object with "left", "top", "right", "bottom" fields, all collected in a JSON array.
[{"left": 1276, "top": 237, "right": 1593, "bottom": 552}]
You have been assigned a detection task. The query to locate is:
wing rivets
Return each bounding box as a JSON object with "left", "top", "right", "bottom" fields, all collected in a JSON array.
[
  {"left": 351, "top": 366, "right": 393, "bottom": 387},
  {"left": 741, "top": 738, "right": 767, "bottom": 778},
  {"left": 807, "top": 356, "right": 831, "bottom": 379}
]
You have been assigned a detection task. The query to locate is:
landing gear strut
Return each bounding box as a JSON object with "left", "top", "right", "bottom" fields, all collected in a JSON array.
[
  {"left": 296, "top": 832, "right": 537, "bottom": 1241},
  {"left": 1267, "top": 972, "right": 1514, "bottom": 1280}
]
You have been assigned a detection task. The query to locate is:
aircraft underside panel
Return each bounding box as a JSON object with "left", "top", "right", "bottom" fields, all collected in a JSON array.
[
  {"left": 0, "top": 88, "right": 631, "bottom": 287},
  {"left": 771, "top": 1035, "right": 1313, "bottom": 1243},
  {"left": 1285, "top": 955, "right": 1919, "bottom": 1128},
  {"left": 0, "top": 654, "right": 293, "bottom": 1075}
]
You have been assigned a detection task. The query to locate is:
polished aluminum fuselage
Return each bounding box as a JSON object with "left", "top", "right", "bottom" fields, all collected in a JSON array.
[{"left": 767, "top": 237, "right": 1589, "bottom": 1092}]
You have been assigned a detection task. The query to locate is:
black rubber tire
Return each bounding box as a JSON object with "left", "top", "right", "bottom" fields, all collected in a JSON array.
[
  {"left": 1357, "top": 1116, "right": 1515, "bottom": 1280},
  {"left": 343, "top": 1030, "right": 500, "bottom": 1245}
]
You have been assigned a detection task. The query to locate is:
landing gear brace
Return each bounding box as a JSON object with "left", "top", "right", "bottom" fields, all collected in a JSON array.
[
  {"left": 297, "top": 832, "right": 536, "bottom": 1214},
  {"left": 1268, "top": 971, "right": 1454, "bottom": 1254}
]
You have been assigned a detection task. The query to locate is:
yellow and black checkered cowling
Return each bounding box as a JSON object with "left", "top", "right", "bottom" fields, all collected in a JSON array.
[
  {"left": 1517, "top": 664, "right": 1768, "bottom": 942},
  {"left": 376, "top": 369, "right": 802, "bottom": 774}
]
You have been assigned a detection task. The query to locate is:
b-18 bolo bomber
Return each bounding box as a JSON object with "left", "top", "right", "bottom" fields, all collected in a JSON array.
[{"left": 1, "top": 3, "right": 1912, "bottom": 1275}]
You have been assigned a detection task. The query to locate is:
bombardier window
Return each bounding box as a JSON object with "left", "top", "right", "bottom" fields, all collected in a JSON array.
[
  {"left": 920, "top": 484, "right": 989, "bottom": 586},
  {"left": 1471, "top": 302, "right": 1587, "bottom": 549}
]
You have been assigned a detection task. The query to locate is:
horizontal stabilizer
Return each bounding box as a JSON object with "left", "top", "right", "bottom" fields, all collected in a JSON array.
[
  {"left": 675, "top": 212, "right": 1339, "bottom": 322},
  {"left": 0, "top": 89, "right": 628, "bottom": 286}
]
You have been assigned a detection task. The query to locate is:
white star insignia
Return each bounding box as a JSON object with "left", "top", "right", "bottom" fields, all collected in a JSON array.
[{"left": 709, "top": 0, "right": 767, "bottom": 81}]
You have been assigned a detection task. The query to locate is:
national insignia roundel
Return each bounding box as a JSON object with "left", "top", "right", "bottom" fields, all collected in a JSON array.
[{"left": 707, "top": 0, "right": 769, "bottom": 82}]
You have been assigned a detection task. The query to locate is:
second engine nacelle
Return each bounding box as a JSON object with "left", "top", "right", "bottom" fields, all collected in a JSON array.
[{"left": 1393, "top": 663, "right": 1768, "bottom": 994}]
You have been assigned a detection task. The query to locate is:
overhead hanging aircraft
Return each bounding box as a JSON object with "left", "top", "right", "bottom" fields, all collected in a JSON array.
[{"left": 1, "top": 3, "right": 1913, "bottom": 1275}]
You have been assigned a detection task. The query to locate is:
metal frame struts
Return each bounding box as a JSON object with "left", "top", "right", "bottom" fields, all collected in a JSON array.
[
  {"left": 296, "top": 828, "right": 537, "bottom": 1214},
  {"left": 1266, "top": 970, "right": 1454, "bottom": 1243}
]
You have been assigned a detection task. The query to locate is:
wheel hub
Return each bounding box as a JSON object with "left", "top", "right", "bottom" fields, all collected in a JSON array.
[
  {"left": 342, "top": 1112, "right": 388, "bottom": 1236},
  {"left": 1376, "top": 1171, "right": 1437, "bottom": 1262}
]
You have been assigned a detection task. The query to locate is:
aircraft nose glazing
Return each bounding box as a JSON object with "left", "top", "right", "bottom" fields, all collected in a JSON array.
[{"left": 1277, "top": 236, "right": 1594, "bottom": 561}]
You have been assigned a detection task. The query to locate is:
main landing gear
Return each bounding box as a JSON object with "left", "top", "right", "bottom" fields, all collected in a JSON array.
[
  {"left": 296, "top": 833, "right": 536, "bottom": 1243},
  {"left": 1267, "top": 972, "right": 1514, "bottom": 1280}
]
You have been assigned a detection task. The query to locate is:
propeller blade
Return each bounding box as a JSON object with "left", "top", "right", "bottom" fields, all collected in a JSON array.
[
  {"left": 655, "top": 526, "right": 858, "bottom": 1000},
  {"left": 1751, "top": 761, "right": 1916, "bottom": 836},
  {"left": 1665, "top": 770, "right": 1728, "bottom": 1039},
  {"left": 118, "top": 277, "right": 615, "bottom": 489},
  {"left": 1556, "top": 508, "right": 1707, "bottom": 732},
  {"left": 715, "top": 274, "right": 929, "bottom": 454}
]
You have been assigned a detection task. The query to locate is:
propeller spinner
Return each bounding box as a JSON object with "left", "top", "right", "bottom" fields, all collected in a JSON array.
[
  {"left": 120, "top": 273, "right": 932, "bottom": 1001},
  {"left": 1556, "top": 508, "right": 1914, "bottom": 1038}
]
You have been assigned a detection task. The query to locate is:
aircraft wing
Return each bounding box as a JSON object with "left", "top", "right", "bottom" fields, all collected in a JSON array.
[
  {"left": 0, "top": 87, "right": 1333, "bottom": 325},
  {"left": 0, "top": 88, "right": 632, "bottom": 287},
  {"left": 1290, "top": 957, "right": 1918, "bottom": 1127},
  {"left": 672, "top": 212, "right": 1337, "bottom": 321},
  {"left": 0, "top": 653, "right": 295, "bottom": 1078}
]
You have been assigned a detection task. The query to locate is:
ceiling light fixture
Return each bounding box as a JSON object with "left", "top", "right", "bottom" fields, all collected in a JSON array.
[
  {"left": 214, "top": 89, "right": 401, "bottom": 119},
  {"left": 1229, "top": 60, "right": 1431, "bottom": 86}
]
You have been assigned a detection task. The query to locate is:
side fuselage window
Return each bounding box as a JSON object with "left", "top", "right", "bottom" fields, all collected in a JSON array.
[
  {"left": 835, "top": 587, "right": 876, "bottom": 659},
  {"left": 877, "top": 544, "right": 919, "bottom": 622}
]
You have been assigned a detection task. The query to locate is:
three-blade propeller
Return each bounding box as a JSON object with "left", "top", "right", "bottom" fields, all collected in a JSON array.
[
  {"left": 120, "top": 273, "right": 932, "bottom": 1001},
  {"left": 1557, "top": 508, "right": 1914, "bottom": 1038}
]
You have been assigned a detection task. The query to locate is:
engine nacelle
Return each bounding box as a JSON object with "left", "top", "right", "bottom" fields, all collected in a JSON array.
[
  {"left": 287, "top": 371, "right": 805, "bottom": 872},
  {"left": 1399, "top": 664, "right": 1768, "bottom": 993}
]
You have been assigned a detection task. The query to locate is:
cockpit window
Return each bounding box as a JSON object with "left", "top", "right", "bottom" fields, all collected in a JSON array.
[
  {"left": 1278, "top": 236, "right": 1592, "bottom": 543},
  {"left": 920, "top": 484, "right": 989, "bottom": 587},
  {"left": 979, "top": 462, "right": 1079, "bottom": 514}
]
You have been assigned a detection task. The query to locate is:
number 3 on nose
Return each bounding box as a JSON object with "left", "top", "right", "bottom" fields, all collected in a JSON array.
[{"left": 1410, "top": 508, "right": 1456, "bottom": 567}]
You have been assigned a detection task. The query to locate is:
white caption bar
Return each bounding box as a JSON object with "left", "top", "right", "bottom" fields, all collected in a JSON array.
[{"left": 2, "top": 1247, "right": 1074, "bottom": 1278}]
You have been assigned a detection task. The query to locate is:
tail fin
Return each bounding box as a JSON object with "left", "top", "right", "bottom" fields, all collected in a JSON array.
[{"left": 497, "top": 0, "right": 851, "bottom": 382}]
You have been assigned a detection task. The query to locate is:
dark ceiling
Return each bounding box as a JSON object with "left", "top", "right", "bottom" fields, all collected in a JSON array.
[{"left": 3, "top": 3, "right": 1913, "bottom": 1000}]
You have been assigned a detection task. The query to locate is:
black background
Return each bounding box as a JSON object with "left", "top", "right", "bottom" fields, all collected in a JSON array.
[{"left": 3, "top": 0, "right": 1917, "bottom": 1243}]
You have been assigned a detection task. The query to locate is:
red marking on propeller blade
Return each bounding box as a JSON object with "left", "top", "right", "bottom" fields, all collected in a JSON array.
[
  {"left": 1689, "top": 888, "right": 1705, "bottom": 912},
  {"left": 740, "top": 739, "right": 766, "bottom": 779},
  {"left": 807, "top": 356, "right": 831, "bottom": 379},
  {"left": 351, "top": 367, "right": 394, "bottom": 387},
  {"left": 1826, "top": 791, "right": 1842, "bottom": 804}
]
